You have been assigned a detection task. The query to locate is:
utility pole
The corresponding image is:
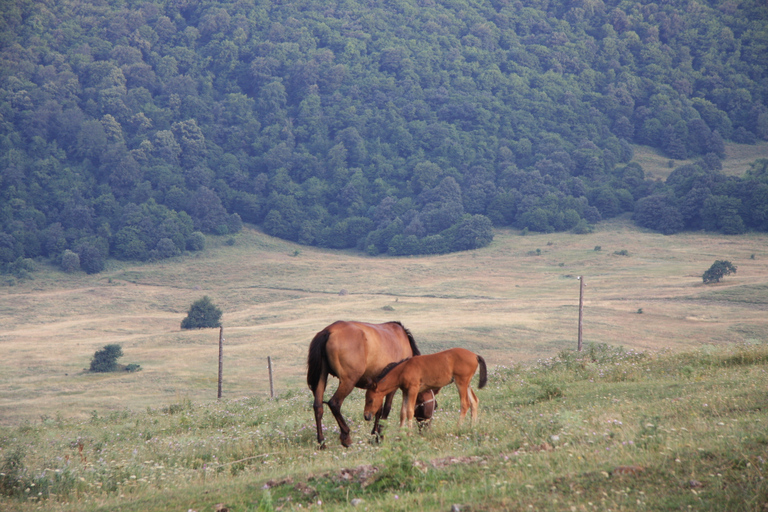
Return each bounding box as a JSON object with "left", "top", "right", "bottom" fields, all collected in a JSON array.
[{"left": 577, "top": 276, "right": 584, "bottom": 352}]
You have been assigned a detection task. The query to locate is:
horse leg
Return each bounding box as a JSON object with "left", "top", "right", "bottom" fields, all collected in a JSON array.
[
  {"left": 381, "top": 390, "right": 396, "bottom": 420},
  {"left": 400, "top": 387, "right": 418, "bottom": 430},
  {"left": 456, "top": 379, "right": 471, "bottom": 427},
  {"left": 312, "top": 371, "right": 328, "bottom": 448},
  {"left": 371, "top": 390, "right": 395, "bottom": 439},
  {"left": 327, "top": 379, "right": 357, "bottom": 447},
  {"left": 399, "top": 389, "right": 409, "bottom": 429},
  {"left": 469, "top": 387, "right": 479, "bottom": 425}
]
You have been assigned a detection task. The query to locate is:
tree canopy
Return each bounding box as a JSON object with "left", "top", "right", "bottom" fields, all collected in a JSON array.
[
  {"left": 1, "top": 0, "right": 767, "bottom": 273},
  {"left": 702, "top": 259, "right": 737, "bottom": 284},
  {"left": 181, "top": 296, "right": 223, "bottom": 329}
]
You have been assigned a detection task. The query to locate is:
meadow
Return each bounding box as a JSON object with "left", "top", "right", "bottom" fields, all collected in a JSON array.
[{"left": 1, "top": 214, "right": 768, "bottom": 511}]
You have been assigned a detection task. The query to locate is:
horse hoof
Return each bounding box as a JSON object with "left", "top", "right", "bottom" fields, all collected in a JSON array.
[{"left": 341, "top": 436, "right": 353, "bottom": 447}]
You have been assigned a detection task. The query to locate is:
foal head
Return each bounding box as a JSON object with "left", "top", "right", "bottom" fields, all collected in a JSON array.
[{"left": 363, "top": 358, "right": 408, "bottom": 421}]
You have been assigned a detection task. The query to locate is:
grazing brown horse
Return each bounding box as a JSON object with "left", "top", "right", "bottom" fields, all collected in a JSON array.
[
  {"left": 306, "top": 320, "right": 433, "bottom": 447},
  {"left": 364, "top": 347, "right": 487, "bottom": 430}
]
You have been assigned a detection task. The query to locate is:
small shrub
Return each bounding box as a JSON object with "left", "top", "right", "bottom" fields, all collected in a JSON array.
[
  {"left": 614, "top": 249, "right": 629, "bottom": 256},
  {"left": 703, "top": 260, "right": 736, "bottom": 284},
  {"left": 89, "top": 344, "right": 123, "bottom": 372},
  {"left": 0, "top": 447, "right": 26, "bottom": 497},
  {"left": 571, "top": 219, "right": 593, "bottom": 234},
  {"left": 125, "top": 363, "right": 142, "bottom": 372},
  {"left": 181, "top": 296, "right": 222, "bottom": 329},
  {"left": 594, "top": 245, "right": 601, "bottom": 251},
  {"left": 61, "top": 250, "right": 80, "bottom": 272},
  {"left": 186, "top": 231, "right": 206, "bottom": 251}
]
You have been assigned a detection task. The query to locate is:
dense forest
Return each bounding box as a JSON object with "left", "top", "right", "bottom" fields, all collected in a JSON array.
[{"left": 1, "top": 0, "right": 767, "bottom": 276}]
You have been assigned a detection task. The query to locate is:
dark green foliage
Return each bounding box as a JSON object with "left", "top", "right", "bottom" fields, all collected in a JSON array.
[
  {"left": 60, "top": 250, "right": 80, "bottom": 273},
  {"left": 1, "top": 0, "right": 766, "bottom": 275},
  {"left": 89, "top": 344, "right": 124, "bottom": 373},
  {"left": 181, "top": 296, "right": 223, "bottom": 330},
  {"left": 703, "top": 260, "right": 737, "bottom": 284},
  {"left": 186, "top": 232, "right": 206, "bottom": 252}
]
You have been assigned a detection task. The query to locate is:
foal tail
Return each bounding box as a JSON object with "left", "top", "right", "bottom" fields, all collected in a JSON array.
[
  {"left": 477, "top": 355, "right": 488, "bottom": 389},
  {"left": 307, "top": 328, "right": 331, "bottom": 392}
]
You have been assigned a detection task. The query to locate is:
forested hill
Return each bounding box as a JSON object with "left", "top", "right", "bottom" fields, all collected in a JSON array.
[{"left": 2, "top": 0, "right": 768, "bottom": 275}]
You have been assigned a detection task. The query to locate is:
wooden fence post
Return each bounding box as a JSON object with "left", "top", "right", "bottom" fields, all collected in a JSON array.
[
  {"left": 577, "top": 276, "right": 584, "bottom": 352},
  {"left": 217, "top": 326, "right": 224, "bottom": 399},
  {"left": 267, "top": 356, "right": 275, "bottom": 399}
]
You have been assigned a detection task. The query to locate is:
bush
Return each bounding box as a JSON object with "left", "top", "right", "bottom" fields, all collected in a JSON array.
[
  {"left": 61, "top": 250, "right": 80, "bottom": 272},
  {"left": 0, "top": 447, "right": 26, "bottom": 497},
  {"left": 181, "top": 296, "right": 223, "bottom": 329},
  {"left": 90, "top": 344, "right": 123, "bottom": 372},
  {"left": 702, "top": 260, "right": 737, "bottom": 284},
  {"left": 186, "top": 231, "right": 206, "bottom": 251}
]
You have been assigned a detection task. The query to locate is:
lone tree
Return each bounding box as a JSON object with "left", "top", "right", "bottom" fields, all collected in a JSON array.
[
  {"left": 181, "top": 296, "right": 223, "bottom": 329},
  {"left": 90, "top": 344, "right": 123, "bottom": 372},
  {"left": 702, "top": 260, "right": 737, "bottom": 284}
]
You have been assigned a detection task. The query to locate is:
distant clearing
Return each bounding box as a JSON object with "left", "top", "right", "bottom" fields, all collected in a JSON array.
[{"left": 631, "top": 141, "right": 768, "bottom": 181}]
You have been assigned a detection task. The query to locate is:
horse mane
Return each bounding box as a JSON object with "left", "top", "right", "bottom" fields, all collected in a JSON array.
[
  {"left": 375, "top": 358, "right": 409, "bottom": 383},
  {"left": 388, "top": 321, "right": 420, "bottom": 356}
]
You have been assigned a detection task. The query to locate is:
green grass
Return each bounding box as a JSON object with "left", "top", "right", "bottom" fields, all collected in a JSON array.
[{"left": 1, "top": 342, "right": 767, "bottom": 511}]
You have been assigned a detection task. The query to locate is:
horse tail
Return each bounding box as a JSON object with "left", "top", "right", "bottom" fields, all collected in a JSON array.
[
  {"left": 477, "top": 355, "right": 488, "bottom": 389},
  {"left": 307, "top": 328, "right": 330, "bottom": 391},
  {"left": 391, "top": 320, "right": 420, "bottom": 356}
]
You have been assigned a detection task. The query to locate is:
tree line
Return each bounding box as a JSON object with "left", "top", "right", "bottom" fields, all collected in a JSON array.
[{"left": 1, "top": 0, "right": 767, "bottom": 276}]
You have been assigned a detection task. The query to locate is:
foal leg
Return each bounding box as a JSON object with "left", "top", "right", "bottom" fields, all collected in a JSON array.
[
  {"left": 399, "top": 389, "right": 409, "bottom": 428},
  {"left": 371, "top": 391, "right": 396, "bottom": 441},
  {"left": 456, "top": 379, "right": 472, "bottom": 427},
  {"left": 400, "top": 387, "right": 418, "bottom": 430},
  {"left": 468, "top": 387, "right": 479, "bottom": 425}
]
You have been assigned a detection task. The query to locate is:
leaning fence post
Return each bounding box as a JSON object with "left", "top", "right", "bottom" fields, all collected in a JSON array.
[
  {"left": 267, "top": 356, "right": 275, "bottom": 399},
  {"left": 217, "top": 326, "right": 224, "bottom": 399},
  {"left": 577, "top": 276, "right": 584, "bottom": 352}
]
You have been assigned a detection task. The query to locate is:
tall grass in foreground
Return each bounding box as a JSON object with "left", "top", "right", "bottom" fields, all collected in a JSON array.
[{"left": 2, "top": 342, "right": 767, "bottom": 511}]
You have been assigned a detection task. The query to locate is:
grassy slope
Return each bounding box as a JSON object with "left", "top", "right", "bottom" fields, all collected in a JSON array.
[{"left": 1, "top": 344, "right": 767, "bottom": 511}]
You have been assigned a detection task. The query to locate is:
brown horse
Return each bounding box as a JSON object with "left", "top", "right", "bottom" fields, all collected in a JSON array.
[
  {"left": 363, "top": 347, "right": 487, "bottom": 430},
  {"left": 306, "top": 320, "right": 433, "bottom": 447}
]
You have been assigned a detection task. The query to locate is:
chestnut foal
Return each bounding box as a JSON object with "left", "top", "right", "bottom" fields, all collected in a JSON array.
[{"left": 364, "top": 347, "right": 487, "bottom": 430}]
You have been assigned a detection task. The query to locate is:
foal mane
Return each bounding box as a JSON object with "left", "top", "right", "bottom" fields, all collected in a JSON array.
[{"left": 375, "top": 358, "right": 409, "bottom": 383}]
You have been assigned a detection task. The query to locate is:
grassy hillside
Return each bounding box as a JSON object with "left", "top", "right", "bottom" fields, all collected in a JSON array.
[
  {"left": 1, "top": 222, "right": 767, "bottom": 510},
  {"left": 1, "top": 343, "right": 767, "bottom": 511}
]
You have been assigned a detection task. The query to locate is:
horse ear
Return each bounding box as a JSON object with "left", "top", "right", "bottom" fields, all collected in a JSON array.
[{"left": 370, "top": 382, "right": 378, "bottom": 392}]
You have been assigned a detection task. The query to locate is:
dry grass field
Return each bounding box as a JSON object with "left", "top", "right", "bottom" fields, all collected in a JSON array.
[{"left": 1, "top": 217, "right": 767, "bottom": 427}]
